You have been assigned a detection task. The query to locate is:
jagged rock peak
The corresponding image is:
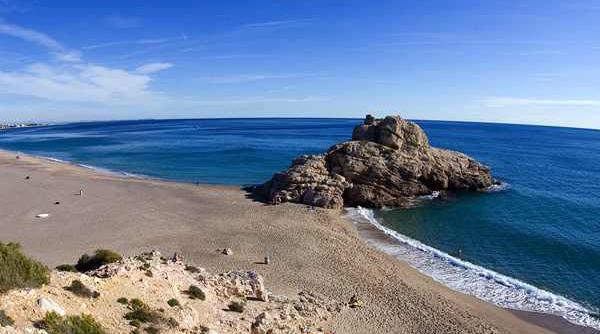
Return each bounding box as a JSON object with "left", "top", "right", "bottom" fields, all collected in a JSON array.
[{"left": 352, "top": 114, "right": 429, "bottom": 151}]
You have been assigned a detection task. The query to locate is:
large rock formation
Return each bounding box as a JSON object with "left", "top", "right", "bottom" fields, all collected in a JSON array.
[{"left": 257, "top": 115, "right": 494, "bottom": 209}]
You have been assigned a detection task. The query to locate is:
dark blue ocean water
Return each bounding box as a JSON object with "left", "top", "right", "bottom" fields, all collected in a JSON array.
[{"left": 1, "top": 118, "right": 599, "bottom": 327}]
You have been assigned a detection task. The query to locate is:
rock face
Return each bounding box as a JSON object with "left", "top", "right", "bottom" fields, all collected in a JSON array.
[{"left": 258, "top": 115, "right": 494, "bottom": 208}]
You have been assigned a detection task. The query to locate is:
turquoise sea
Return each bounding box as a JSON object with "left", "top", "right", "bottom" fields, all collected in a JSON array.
[{"left": 1, "top": 118, "right": 599, "bottom": 329}]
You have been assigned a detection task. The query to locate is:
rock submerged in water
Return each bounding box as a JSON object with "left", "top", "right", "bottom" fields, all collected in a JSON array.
[{"left": 256, "top": 115, "right": 494, "bottom": 209}]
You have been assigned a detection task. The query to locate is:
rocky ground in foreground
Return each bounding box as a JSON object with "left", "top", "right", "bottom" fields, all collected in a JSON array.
[{"left": 0, "top": 251, "right": 343, "bottom": 334}]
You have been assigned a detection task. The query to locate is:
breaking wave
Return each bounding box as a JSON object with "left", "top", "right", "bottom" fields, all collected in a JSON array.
[{"left": 345, "top": 206, "right": 600, "bottom": 330}]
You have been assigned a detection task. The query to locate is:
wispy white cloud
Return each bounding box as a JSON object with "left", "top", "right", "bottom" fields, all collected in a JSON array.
[
  {"left": 503, "top": 50, "right": 566, "bottom": 56},
  {"left": 483, "top": 97, "right": 600, "bottom": 108},
  {"left": 242, "top": 18, "right": 314, "bottom": 28},
  {"left": 186, "top": 96, "right": 327, "bottom": 105},
  {"left": 0, "top": 21, "right": 81, "bottom": 62},
  {"left": 0, "top": 22, "right": 62, "bottom": 49},
  {"left": 104, "top": 15, "right": 142, "bottom": 29},
  {"left": 82, "top": 36, "right": 186, "bottom": 50},
  {"left": 201, "top": 73, "right": 321, "bottom": 84},
  {"left": 135, "top": 62, "right": 173, "bottom": 74},
  {"left": 0, "top": 22, "right": 171, "bottom": 106},
  {"left": 0, "top": 63, "right": 159, "bottom": 104}
]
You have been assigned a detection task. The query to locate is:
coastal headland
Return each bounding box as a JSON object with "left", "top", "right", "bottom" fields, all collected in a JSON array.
[{"left": 0, "top": 149, "right": 594, "bottom": 333}]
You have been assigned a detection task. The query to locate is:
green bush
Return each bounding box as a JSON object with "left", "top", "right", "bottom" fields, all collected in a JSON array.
[
  {"left": 185, "top": 285, "right": 205, "bottom": 300},
  {"left": 167, "top": 298, "right": 180, "bottom": 307},
  {"left": 227, "top": 300, "right": 246, "bottom": 313},
  {"left": 0, "top": 310, "right": 14, "bottom": 326},
  {"left": 40, "top": 312, "right": 106, "bottom": 334},
  {"left": 0, "top": 242, "right": 49, "bottom": 293},
  {"left": 65, "top": 280, "right": 100, "bottom": 298},
  {"left": 184, "top": 265, "right": 200, "bottom": 273},
  {"left": 124, "top": 299, "right": 162, "bottom": 324},
  {"left": 117, "top": 297, "right": 129, "bottom": 305},
  {"left": 167, "top": 317, "right": 178, "bottom": 328},
  {"left": 144, "top": 327, "right": 159, "bottom": 334},
  {"left": 56, "top": 264, "right": 78, "bottom": 272},
  {"left": 75, "top": 249, "right": 122, "bottom": 272}
]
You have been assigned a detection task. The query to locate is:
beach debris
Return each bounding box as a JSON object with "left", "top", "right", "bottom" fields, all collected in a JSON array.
[
  {"left": 35, "top": 213, "right": 50, "bottom": 218},
  {"left": 221, "top": 248, "right": 233, "bottom": 255},
  {"left": 264, "top": 256, "right": 270, "bottom": 265},
  {"left": 54, "top": 201, "right": 60, "bottom": 205},
  {"left": 78, "top": 189, "right": 83, "bottom": 196},
  {"left": 348, "top": 295, "right": 364, "bottom": 308},
  {"left": 37, "top": 297, "right": 65, "bottom": 316},
  {"left": 25, "top": 176, "right": 30, "bottom": 180}
]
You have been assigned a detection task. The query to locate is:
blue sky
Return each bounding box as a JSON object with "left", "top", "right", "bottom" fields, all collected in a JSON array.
[{"left": 1, "top": 0, "right": 600, "bottom": 128}]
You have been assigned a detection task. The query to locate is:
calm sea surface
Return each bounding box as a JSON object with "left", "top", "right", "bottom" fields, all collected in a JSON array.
[{"left": 1, "top": 118, "right": 599, "bottom": 328}]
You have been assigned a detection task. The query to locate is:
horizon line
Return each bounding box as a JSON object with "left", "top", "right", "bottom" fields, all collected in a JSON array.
[{"left": 2, "top": 116, "right": 599, "bottom": 132}]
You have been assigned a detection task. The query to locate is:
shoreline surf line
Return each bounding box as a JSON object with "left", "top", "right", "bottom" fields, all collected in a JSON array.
[{"left": 345, "top": 206, "right": 600, "bottom": 331}]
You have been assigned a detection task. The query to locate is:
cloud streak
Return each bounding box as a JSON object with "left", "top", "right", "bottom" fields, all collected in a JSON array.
[
  {"left": 0, "top": 22, "right": 81, "bottom": 61},
  {"left": 200, "top": 73, "right": 321, "bottom": 84},
  {"left": 82, "top": 36, "right": 186, "bottom": 50},
  {"left": 103, "top": 15, "right": 142, "bottom": 29},
  {"left": 187, "top": 96, "right": 327, "bottom": 105},
  {"left": 242, "top": 18, "right": 314, "bottom": 28},
  {"left": 483, "top": 97, "right": 600, "bottom": 108},
  {"left": 136, "top": 62, "right": 173, "bottom": 74}
]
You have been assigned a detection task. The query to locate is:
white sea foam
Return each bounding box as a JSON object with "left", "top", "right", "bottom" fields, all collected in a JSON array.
[
  {"left": 418, "top": 190, "right": 441, "bottom": 200},
  {"left": 486, "top": 181, "right": 511, "bottom": 192},
  {"left": 43, "top": 156, "right": 67, "bottom": 163},
  {"left": 40, "top": 155, "right": 148, "bottom": 180},
  {"left": 345, "top": 206, "right": 600, "bottom": 330}
]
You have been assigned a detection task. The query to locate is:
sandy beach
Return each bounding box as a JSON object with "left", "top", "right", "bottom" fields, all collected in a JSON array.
[{"left": 0, "top": 149, "right": 594, "bottom": 334}]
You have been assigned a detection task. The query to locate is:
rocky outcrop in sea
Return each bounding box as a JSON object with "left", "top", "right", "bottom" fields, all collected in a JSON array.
[{"left": 257, "top": 115, "right": 495, "bottom": 209}]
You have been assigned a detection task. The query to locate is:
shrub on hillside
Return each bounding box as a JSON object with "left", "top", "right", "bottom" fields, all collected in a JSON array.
[
  {"left": 39, "top": 312, "right": 106, "bottom": 334},
  {"left": 185, "top": 285, "right": 205, "bottom": 300},
  {"left": 0, "top": 310, "right": 14, "bottom": 326},
  {"left": 228, "top": 300, "right": 246, "bottom": 313},
  {"left": 0, "top": 242, "right": 49, "bottom": 293},
  {"left": 65, "top": 280, "right": 100, "bottom": 298},
  {"left": 75, "top": 249, "right": 122, "bottom": 272},
  {"left": 55, "top": 264, "right": 78, "bottom": 272},
  {"left": 124, "top": 298, "right": 162, "bottom": 324},
  {"left": 167, "top": 298, "right": 180, "bottom": 307}
]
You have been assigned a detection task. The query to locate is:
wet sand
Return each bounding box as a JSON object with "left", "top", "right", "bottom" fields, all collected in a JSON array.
[{"left": 0, "top": 149, "right": 593, "bottom": 333}]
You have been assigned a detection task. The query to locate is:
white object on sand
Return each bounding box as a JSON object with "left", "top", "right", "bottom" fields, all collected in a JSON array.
[
  {"left": 37, "top": 297, "right": 66, "bottom": 316},
  {"left": 35, "top": 213, "right": 50, "bottom": 218}
]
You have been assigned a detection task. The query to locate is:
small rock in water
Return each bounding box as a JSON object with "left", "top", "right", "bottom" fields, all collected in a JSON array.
[
  {"left": 222, "top": 248, "right": 233, "bottom": 255},
  {"left": 25, "top": 175, "right": 30, "bottom": 180},
  {"left": 37, "top": 297, "right": 65, "bottom": 316}
]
